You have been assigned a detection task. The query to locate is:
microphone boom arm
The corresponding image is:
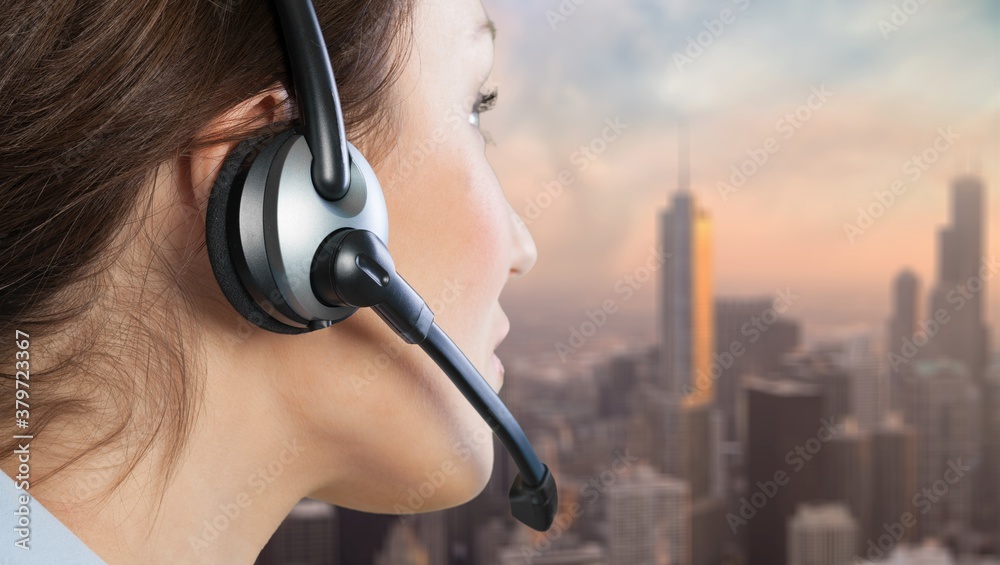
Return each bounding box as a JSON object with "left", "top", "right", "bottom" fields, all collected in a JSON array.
[{"left": 310, "top": 228, "right": 558, "bottom": 531}]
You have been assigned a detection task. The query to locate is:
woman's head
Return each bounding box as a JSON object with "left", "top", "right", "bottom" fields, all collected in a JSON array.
[{"left": 0, "top": 0, "right": 535, "bottom": 549}]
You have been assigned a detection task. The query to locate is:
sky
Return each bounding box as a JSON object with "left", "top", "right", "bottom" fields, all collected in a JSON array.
[{"left": 481, "top": 0, "right": 999, "bottom": 348}]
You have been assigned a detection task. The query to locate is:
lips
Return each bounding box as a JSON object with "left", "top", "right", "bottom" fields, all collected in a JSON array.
[
  {"left": 493, "top": 315, "right": 511, "bottom": 351},
  {"left": 489, "top": 314, "right": 510, "bottom": 391},
  {"left": 492, "top": 353, "right": 505, "bottom": 387}
]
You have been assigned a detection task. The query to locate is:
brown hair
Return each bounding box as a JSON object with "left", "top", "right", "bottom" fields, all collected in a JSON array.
[{"left": 0, "top": 0, "right": 413, "bottom": 501}]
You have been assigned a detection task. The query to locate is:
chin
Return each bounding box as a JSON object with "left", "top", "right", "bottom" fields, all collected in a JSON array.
[
  {"left": 399, "top": 366, "right": 501, "bottom": 512},
  {"left": 423, "top": 443, "right": 495, "bottom": 512},
  {"left": 391, "top": 428, "right": 497, "bottom": 515},
  {"left": 308, "top": 424, "right": 496, "bottom": 516}
]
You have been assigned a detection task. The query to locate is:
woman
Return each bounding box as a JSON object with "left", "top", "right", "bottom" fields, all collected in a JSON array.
[{"left": 0, "top": 0, "right": 537, "bottom": 562}]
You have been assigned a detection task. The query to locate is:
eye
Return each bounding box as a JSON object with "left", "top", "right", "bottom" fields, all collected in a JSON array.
[{"left": 469, "top": 87, "right": 498, "bottom": 129}]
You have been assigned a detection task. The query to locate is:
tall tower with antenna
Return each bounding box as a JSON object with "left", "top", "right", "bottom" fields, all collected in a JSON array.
[
  {"left": 654, "top": 121, "right": 725, "bottom": 565},
  {"left": 659, "top": 120, "right": 714, "bottom": 405}
]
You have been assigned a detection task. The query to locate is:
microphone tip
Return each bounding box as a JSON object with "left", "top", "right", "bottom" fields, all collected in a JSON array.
[{"left": 508, "top": 465, "right": 558, "bottom": 531}]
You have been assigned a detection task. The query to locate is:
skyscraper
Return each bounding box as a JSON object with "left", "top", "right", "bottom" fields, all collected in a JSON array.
[
  {"left": 980, "top": 364, "right": 1000, "bottom": 539},
  {"left": 686, "top": 402, "right": 725, "bottom": 565},
  {"left": 659, "top": 190, "right": 714, "bottom": 403},
  {"left": 901, "top": 358, "right": 980, "bottom": 540},
  {"left": 715, "top": 298, "right": 800, "bottom": 441},
  {"left": 925, "top": 175, "right": 989, "bottom": 384},
  {"left": 883, "top": 543, "right": 956, "bottom": 564},
  {"left": 413, "top": 511, "right": 446, "bottom": 565},
  {"left": 598, "top": 353, "right": 640, "bottom": 419},
  {"left": 657, "top": 126, "right": 721, "bottom": 565},
  {"left": 930, "top": 175, "right": 1000, "bottom": 543},
  {"left": 256, "top": 500, "right": 339, "bottom": 565},
  {"left": 375, "top": 522, "right": 429, "bottom": 565},
  {"left": 783, "top": 349, "right": 851, "bottom": 423},
  {"left": 890, "top": 270, "right": 921, "bottom": 341},
  {"left": 642, "top": 391, "right": 721, "bottom": 565},
  {"left": 869, "top": 415, "right": 917, "bottom": 549},
  {"left": 818, "top": 419, "right": 870, "bottom": 554},
  {"left": 887, "top": 269, "right": 921, "bottom": 413},
  {"left": 608, "top": 465, "right": 691, "bottom": 565},
  {"left": 787, "top": 503, "right": 858, "bottom": 565},
  {"left": 474, "top": 518, "right": 507, "bottom": 565},
  {"left": 745, "top": 376, "right": 825, "bottom": 565},
  {"left": 842, "top": 333, "right": 889, "bottom": 430},
  {"left": 498, "top": 534, "right": 605, "bottom": 565}
]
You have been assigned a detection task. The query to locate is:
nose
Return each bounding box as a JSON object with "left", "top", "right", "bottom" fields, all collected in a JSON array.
[{"left": 507, "top": 202, "right": 538, "bottom": 280}]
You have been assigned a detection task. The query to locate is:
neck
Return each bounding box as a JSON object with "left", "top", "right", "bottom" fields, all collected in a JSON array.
[{"left": 23, "top": 345, "right": 327, "bottom": 564}]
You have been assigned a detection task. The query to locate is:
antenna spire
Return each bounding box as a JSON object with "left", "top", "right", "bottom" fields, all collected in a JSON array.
[{"left": 678, "top": 119, "right": 690, "bottom": 192}]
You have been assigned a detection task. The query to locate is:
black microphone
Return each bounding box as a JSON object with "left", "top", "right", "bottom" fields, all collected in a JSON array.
[{"left": 311, "top": 228, "right": 558, "bottom": 531}]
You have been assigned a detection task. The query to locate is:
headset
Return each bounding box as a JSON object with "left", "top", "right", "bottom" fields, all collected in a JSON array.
[{"left": 204, "top": 0, "right": 557, "bottom": 531}]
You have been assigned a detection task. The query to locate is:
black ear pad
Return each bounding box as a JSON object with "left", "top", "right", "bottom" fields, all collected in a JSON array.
[{"left": 206, "top": 132, "right": 312, "bottom": 335}]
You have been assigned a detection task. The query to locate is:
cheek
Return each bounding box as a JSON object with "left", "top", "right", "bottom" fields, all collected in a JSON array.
[
  {"left": 383, "top": 144, "right": 509, "bottom": 338},
  {"left": 341, "top": 98, "right": 513, "bottom": 495}
]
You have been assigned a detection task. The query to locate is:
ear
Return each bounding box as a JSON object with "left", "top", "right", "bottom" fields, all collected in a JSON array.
[
  {"left": 158, "top": 85, "right": 291, "bottom": 291},
  {"left": 187, "top": 84, "right": 293, "bottom": 206}
]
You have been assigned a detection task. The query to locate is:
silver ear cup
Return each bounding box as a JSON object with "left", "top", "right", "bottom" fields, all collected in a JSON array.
[{"left": 233, "top": 131, "right": 390, "bottom": 329}]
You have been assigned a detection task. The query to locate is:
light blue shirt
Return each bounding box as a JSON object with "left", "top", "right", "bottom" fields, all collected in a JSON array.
[{"left": 1, "top": 470, "right": 106, "bottom": 564}]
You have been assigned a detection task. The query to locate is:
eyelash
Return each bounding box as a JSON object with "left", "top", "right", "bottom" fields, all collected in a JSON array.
[
  {"left": 475, "top": 87, "right": 499, "bottom": 116},
  {"left": 472, "top": 87, "right": 498, "bottom": 145}
]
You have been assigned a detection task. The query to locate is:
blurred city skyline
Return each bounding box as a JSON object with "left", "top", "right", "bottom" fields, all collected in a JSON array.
[
  {"left": 257, "top": 2, "right": 998, "bottom": 563},
  {"left": 481, "top": 0, "right": 999, "bottom": 347}
]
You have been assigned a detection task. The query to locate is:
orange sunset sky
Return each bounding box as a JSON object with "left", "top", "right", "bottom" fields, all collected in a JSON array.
[{"left": 480, "top": 0, "right": 999, "bottom": 347}]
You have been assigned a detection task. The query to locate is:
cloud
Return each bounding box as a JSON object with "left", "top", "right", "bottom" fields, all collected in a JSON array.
[{"left": 482, "top": 0, "right": 999, "bottom": 341}]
